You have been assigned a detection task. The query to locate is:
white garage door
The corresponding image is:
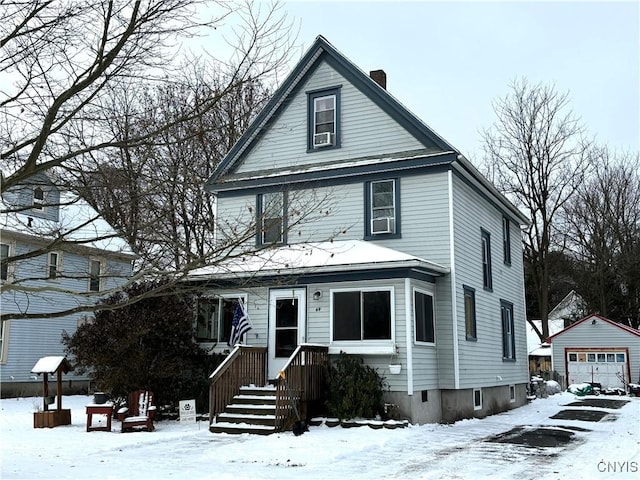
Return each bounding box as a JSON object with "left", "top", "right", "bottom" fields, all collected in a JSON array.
[{"left": 567, "top": 351, "right": 628, "bottom": 389}]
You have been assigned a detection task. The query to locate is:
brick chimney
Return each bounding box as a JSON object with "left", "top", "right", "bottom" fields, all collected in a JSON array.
[{"left": 369, "top": 69, "right": 387, "bottom": 89}]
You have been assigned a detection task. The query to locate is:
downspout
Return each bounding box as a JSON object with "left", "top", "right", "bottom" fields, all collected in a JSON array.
[
  {"left": 448, "top": 170, "right": 460, "bottom": 389},
  {"left": 405, "top": 278, "right": 413, "bottom": 395}
]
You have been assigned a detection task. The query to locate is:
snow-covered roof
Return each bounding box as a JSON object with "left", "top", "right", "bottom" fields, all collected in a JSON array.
[
  {"left": 548, "top": 290, "right": 587, "bottom": 322},
  {"left": 526, "top": 318, "right": 566, "bottom": 355},
  {"left": 547, "top": 314, "right": 640, "bottom": 341},
  {"left": 188, "top": 240, "right": 449, "bottom": 280},
  {"left": 1, "top": 189, "right": 135, "bottom": 258},
  {"left": 527, "top": 290, "right": 588, "bottom": 355},
  {"left": 31, "top": 356, "right": 71, "bottom": 374},
  {"left": 528, "top": 344, "right": 552, "bottom": 357}
]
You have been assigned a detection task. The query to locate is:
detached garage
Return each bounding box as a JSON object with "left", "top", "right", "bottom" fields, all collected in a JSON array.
[{"left": 548, "top": 314, "right": 640, "bottom": 390}]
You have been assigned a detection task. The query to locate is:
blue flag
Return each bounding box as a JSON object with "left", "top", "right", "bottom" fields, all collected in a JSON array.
[{"left": 228, "top": 301, "right": 251, "bottom": 347}]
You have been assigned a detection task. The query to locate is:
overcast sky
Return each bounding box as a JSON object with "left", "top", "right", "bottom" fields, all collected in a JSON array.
[{"left": 280, "top": 0, "right": 639, "bottom": 163}]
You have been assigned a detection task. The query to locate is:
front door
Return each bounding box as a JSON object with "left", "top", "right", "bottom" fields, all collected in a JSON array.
[{"left": 268, "top": 288, "right": 306, "bottom": 379}]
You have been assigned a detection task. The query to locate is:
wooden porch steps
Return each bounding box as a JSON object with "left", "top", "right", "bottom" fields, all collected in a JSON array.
[{"left": 210, "top": 385, "right": 279, "bottom": 435}]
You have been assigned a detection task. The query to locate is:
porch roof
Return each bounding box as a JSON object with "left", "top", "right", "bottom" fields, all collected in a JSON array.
[{"left": 188, "top": 240, "right": 449, "bottom": 280}]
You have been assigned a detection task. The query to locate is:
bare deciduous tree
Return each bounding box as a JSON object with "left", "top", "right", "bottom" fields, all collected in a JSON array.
[
  {"left": 1, "top": 1, "right": 347, "bottom": 322},
  {"left": 69, "top": 67, "right": 272, "bottom": 271},
  {"left": 481, "top": 79, "right": 591, "bottom": 341},
  {"left": 561, "top": 147, "right": 640, "bottom": 328},
  {"left": 1, "top": 0, "right": 293, "bottom": 188}
]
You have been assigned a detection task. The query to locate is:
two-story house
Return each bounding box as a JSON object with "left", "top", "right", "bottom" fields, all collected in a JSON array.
[
  {"left": 191, "top": 36, "right": 530, "bottom": 426},
  {"left": 1, "top": 174, "right": 135, "bottom": 396}
]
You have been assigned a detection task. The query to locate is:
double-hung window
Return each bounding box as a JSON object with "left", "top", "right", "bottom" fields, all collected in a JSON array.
[
  {"left": 88, "top": 259, "right": 103, "bottom": 292},
  {"left": 1, "top": 243, "right": 10, "bottom": 282},
  {"left": 464, "top": 285, "right": 476, "bottom": 341},
  {"left": 481, "top": 229, "right": 492, "bottom": 290},
  {"left": 258, "top": 191, "right": 285, "bottom": 245},
  {"left": 332, "top": 288, "right": 393, "bottom": 346},
  {"left": 365, "top": 179, "right": 400, "bottom": 237},
  {"left": 502, "top": 217, "right": 511, "bottom": 265},
  {"left": 0, "top": 319, "right": 7, "bottom": 364},
  {"left": 501, "top": 300, "right": 515, "bottom": 360},
  {"left": 47, "top": 252, "right": 61, "bottom": 280},
  {"left": 33, "top": 187, "right": 45, "bottom": 210},
  {"left": 414, "top": 289, "right": 435, "bottom": 344},
  {"left": 307, "top": 87, "right": 340, "bottom": 150}
]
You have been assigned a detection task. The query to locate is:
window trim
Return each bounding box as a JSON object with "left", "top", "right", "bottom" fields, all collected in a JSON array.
[
  {"left": 509, "top": 384, "right": 516, "bottom": 403},
  {"left": 307, "top": 87, "right": 341, "bottom": 151},
  {"left": 473, "top": 388, "right": 483, "bottom": 410},
  {"left": 0, "top": 319, "right": 9, "bottom": 364},
  {"left": 364, "top": 178, "right": 401, "bottom": 239},
  {"left": 414, "top": 287, "right": 436, "bottom": 345},
  {"left": 1, "top": 242, "right": 13, "bottom": 283},
  {"left": 329, "top": 286, "right": 396, "bottom": 354},
  {"left": 502, "top": 217, "right": 511, "bottom": 266},
  {"left": 47, "top": 251, "right": 62, "bottom": 280},
  {"left": 501, "top": 299, "right": 516, "bottom": 361},
  {"left": 88, "top": 257, "right": 104, "bottom": 292},
  {"left": 481, "top": 228, "right": 493, "bottom": 291},
  {"left": 32, "top": 186, "right": 46, "bottom": 211},
  {"left": 256, "top": 191, "right": 287, "bottom": 246},
  {"left": 195, "top": 294, "right": 248, "bottom": 345},
  {"left": 464, "top": 285, "right": 477, "bottom": 341}
]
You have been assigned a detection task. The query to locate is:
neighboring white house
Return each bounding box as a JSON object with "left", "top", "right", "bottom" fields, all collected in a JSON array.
[
  {"left": 1, "top": 174, "right": 135, "bottom": 396},
  {"left": 191, "top": 35, "right": 530, "bottom": 424},
  {"left": 547, "top": 314, "right": 640, "bottom": 390},
  {"left": 527, "top": 290, "right": 587, "bottom": 376}
]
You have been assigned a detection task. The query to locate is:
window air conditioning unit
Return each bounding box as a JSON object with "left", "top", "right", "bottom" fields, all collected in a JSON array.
[
  {"left": 313, "top": 132, "right": 333, "bottom": 147},
  {"left": 372, "top": 217, "right": 393, "bottom": 234}
]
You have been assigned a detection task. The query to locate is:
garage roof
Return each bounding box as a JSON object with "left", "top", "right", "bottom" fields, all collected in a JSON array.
[{"left": 547, "top": 314, "right": 640, "bottom": 342}]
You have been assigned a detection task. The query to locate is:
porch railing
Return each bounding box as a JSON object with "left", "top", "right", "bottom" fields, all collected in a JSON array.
[
  {"left": 208, "top": 345, "right": 267, "bottom": 423},
  {"left": 275, "top": 344, "right": 329, "bottom": 431}
]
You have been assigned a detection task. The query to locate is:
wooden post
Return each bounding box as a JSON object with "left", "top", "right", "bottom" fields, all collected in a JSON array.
[
  {"left": 43, "top": 373, "right": 49, "bottom": 412},
  {"left": 56, "top": 370, "right": 62, "bottom": 410}
]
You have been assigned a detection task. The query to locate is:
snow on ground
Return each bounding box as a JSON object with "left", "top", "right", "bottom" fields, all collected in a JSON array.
[{"left": 1, "top": 393, "right": 638, "bottom": 480}]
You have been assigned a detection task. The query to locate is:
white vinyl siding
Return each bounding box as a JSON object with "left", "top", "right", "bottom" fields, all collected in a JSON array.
[{"left": 235, "top": 61, "right": 425, "bottom": 174}]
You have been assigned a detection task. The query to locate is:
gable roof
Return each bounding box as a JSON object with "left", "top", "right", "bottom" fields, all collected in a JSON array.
[
  {"left": 204, "top": 36, "right": 530, "bottom": 226},
  {"left": 548, "top": 290, "right": 587, "bottom": 322},
  {"left": 547, "top": 313, "right": 640, "bottom": 342},
  {"left": 1, "top": 194, "right": 136, "bottom": 259},
  {"left": 204, "top": 35, "right": 459, "bottom": 189},
  {"left": 31, "top": 356, "right": 71, "bottom": 375}
]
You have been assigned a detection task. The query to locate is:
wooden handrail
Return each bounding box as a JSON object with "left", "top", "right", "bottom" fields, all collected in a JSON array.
[
  {"left": 208, "top": 346, "right": 267, "bottom": 423},
  {"left": 275, "top": 344, "right": 329, "bottom": 432}
]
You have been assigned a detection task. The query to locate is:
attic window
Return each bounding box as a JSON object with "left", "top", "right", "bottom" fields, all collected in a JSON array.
[
  {"left": 33, "top": 187, "right": 45, "bottom": 210},
  {"left": 307, "top": 87, "right": 341, "bottom": 151}
]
